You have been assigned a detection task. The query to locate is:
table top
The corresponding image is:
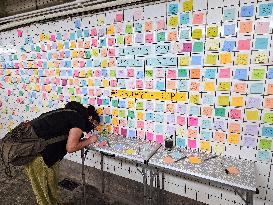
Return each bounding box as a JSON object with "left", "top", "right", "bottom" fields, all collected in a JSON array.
[
  {"left": 148, "top": 147, "right": 257, "bottom": 192},
  {"left": 88, "top": 134, "right": 162, "bottom": 164}
]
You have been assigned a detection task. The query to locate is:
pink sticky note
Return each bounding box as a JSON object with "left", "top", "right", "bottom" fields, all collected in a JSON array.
[
  {"left": 167, "top": 70, "right": 176, "bottom": 78},
  {"left": 137, "top": 121, "right": 145, "bottom": 129},
  {"left": 91, "top": 28, "right": 97, "bottom": 36},
  {"left": 113, "top": 126, "right": 119, "bottom": 135},
  {"left": 79, "top": 61, "right": 85, "bottom": 68},
  {"left": 137, "top": 130, "right": 145, "bottom": 139},
  {"left": 76, "top": 88, "right": 81, "bottom": 94},
  {"left": 188, "top": 117, "right": 198, "bottom": 126},
  {"left": 14, "top": 63, "right": 19, "bottom": 69},
  {"left": 230, "top": 109, "right": 242, "bottom": 119},
  {"left": 136, "top": 80, "right": 143, "bottom": 89},
  {"left": 120, "top": 119, "right": 127, "bottom": 127},
  {"left": 121, "top": 128, "right": 127, "bottom": 137},
  {"left": 7, "top": 90, "right": 12, "bottom": 96},
  {"left": 157, "top": 19, "right": 166, "bottom": 30},
  {"left": 156, "top": 135, "right": 164, "bottom": 144},
  {"left": 183, "top": 43, "right": 192, "bottom": 52},
  {"left": 145, "top": 33, "right": 154, "bottom": 43},
  {"left": 88, "top": 89, "right": 94, "bottom": 96},
  {"left": 92, "top": 39, "right": 98, "bottom": 47},
  {"left": 108, "top": 38, "right": 115, "bottom": 46},
  {"left": 188, "top": 139, "right": 197, "bottom": 149},
  {"left": 17, "top": 30, "right": 23, "bottom": 37},
  {"left": 177, "top": 116, "right": 186, "bottom": 125},
  {"left": 134, "top": 9, "right": 143, "bottom": 21},
  {"left": 238, "top": 39, "right": 251, "bottom": 50},
  {"left": 127, "top": 69, "right": 134, "bottom": 77},
  {"left": 50, "top": 35, "right": 56, "bottom": 41},
  {"left": 110, "top": 79, "right": 117, "bottom": 87},
  {"left": 146, "top": 132, "right": 154, "bottom": 141},
  {"left": 192, "top": 13, "right": 204, "bottom": 24},
  {"left": 219, "top": 68, "right": 230, "bottom": 78},
  {"left": 116, "top": 13, "right": 123, "bottom": 22},
  {"left": 104, "top": 107, "right": 111, "bottom": 115},
  {"left": 255, "top": 22, "right": 270, "bottom": 34}
]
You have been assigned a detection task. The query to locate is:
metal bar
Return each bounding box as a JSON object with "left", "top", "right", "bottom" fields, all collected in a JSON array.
[
  {"left": 81, "top": 148, "right": 87, "bottom": 205},
  {"left": 246, "top": 192, "right": 254, "bottom": 205},
  {"left": 100, "top": 153, "right": 105, "bottom": 193},
  {"left": 143, "top": 166, "right": 148, "bottom": 205}
]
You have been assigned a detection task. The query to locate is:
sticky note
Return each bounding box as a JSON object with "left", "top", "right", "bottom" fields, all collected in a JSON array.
[
  {"left": 192, "top": 12, "right": 204, "bottom": 24},
  {"left": 220, "top": 53, "right": 232, "bottom": 64},
  {"left": 188, "top": 139, "right": 197, "bottom": 149},
  {"left": 193, "top": 42, "right": 203, "bottom": 52},
  {"left": 241, "top": 5, "right": 254, "bottom": 17},
  {"left": 200, "top": 141, "right": 211, "bottom": 152},
  {"left": 245, "top": 110, "right": 259, "bottom": 121},
  {"left": 259, "top": 3, "right": 273, "bottom": 16},
  {"left": 222, "top": 40, "right": 235, "bottom": 52},
  {"left": 228, "top": 134, "right": 240, "bottom": 144},
  {"left": 168, "top": 16, "right": 179, "bottom": 27},
  {"left": 239, "top": 21, "right": 253, "bottom": 33},
  {"left": 168, "top": 3, "right": 178, "bottom": 14},
  {"left": 263, "top": 113, "right": 273, "bottom": 124},
  {"left": 205, "top": 54, "right": 217, "bottom": 65},
  {"left": 259, "top": 138, "right": 272, "bottom": 150},
  {"left": 223, "top": 8, "right": 236, "bottom": 21},
  {"left": 192, "top": 29, "right": 202, "bottom": 39},
  {"left": 256, "top": 21, "right": 270, "bottom": 34},
  {"left": 204, "top": 82, "right": 215, "bottom": 91},
  {"left": 180, "top": 13, "right": 190, "bottom": 25},
  {"left": 251, "top": 69, "right": 266, "bottom": 80},
  {"left": 238, "top": 39, "right": 251, "bottom": 50},
  {"left": 183, "top": 0, "right": 193, "bottom": 12},
  {"left": 231, "top": 96, "right": 244, "bottom": 107},
  {"left": 207, "top": 26, "right": 218, "bottom": 37},
  {"left": 235, "top": 54, "right": 248, "bottom": 65},
  {"left": 224, "top": 24, "right": 235, "bottom": 36},
  {"left": 255, "top": 38, "right": 269, "bottom": 49},
  {"left": 218, "top": 96, "right": 229, "bottom": 106}
]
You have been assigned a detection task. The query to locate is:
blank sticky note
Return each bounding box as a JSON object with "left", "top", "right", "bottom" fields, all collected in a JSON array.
[
  {"left": 246, "top": 110, "right": 259, "bottom": 121},
  {"left": 231, "top": 96, "right": 244, "bottom": 107}
]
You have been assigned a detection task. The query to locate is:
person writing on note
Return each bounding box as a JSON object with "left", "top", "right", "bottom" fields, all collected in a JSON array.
[{"left": 24, "top": 101, "right": 100, "bottom": 205}]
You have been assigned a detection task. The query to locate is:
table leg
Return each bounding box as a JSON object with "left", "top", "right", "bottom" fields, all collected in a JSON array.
[
  {"left": 143, "top": 166, "right": 148, "bottom": 205},
  {"left": 246, "top": 192, "right": 253, "bottom": 205},
  {"left": 81, "top": 149, "right": 87, "bottom": 205},
  {"left": 161, "top": 172, "right": 165, "bottom": 205},
  {"left": 156, "top": 169, "right": 160, "bottom": 205},
  {"left": 100, "top": 154, "right": 105, "bottom": 193},
  {"left": 149, "top": 169, "right": 154, "bottom": 205}
]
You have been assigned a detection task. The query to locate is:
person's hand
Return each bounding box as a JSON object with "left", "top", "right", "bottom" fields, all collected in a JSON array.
[{"left": 87, "top": 135, "right": 98, "bottom": 145}]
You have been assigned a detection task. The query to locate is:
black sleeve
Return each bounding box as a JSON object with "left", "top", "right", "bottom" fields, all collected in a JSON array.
[{"left": 67, "top": 111, "right": 86, "bottom": 131}]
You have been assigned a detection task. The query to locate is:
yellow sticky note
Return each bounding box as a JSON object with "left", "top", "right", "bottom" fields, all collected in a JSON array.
[
  {"left": 218, "top": 82, "right": 231, "bottom": 91},
  {"left": 207, "top": 39, "right": 219, "bottom": 51},
  {"left": 246, "top": 110, "right": 259, "bottom": 121},
  {"left": 102, "top": 79, "right": 109, "bottom": 87},
  {"left": 79, "top": 70, "right": 86, "bottom": 78},
  {"left": 207, "top": 26, "right": 218, "bottom": 37},
  {"left": 124, "top": 149, "right": 137, "bottom": 155},
  {"left": 192, "top": 29, "right": 202, "bottom": 39},
  {"left": 220, "top": 53, "right": 232, "bottom": 64},
  {"left": 71, "top": 51, "right": 78, "bottom": 58},
  {"left": 137, "top": 111, "right": 144, "bottom": 120},
  {"left": 101, "top": 59, "right": 108, "bottom": 68},
  {"left": 168, "top": 16, "right": 179, "bottom": 27},
  {"left": 107, "top": 25, "right": 115, "bottom": 35},
  {"left": 112, "top": 117, "right": 119, "bottom": 126},
  {"left": 205, "top": 54, "right": 217, "bottom": 65},
  {"left": 57, "top": 42, "right": 63, "bottom": 50},
  {"left": 214, "top": 144, "right": 225, "bottom": 155},
  {"left": 231, "top": 96, "right": 244, "bottom": 107},
  {"left": 228, "top": 134, "right": 240, "bottom": 144},
  {"left": 188, "top": 156, "right": 201, "bottom": 164},
  {"left": 176, "top": 127, "right": 185, "bottom": 136},
  {"left": 69, "top": 41, "right": 76, "bottom": 49},
  {"left": 200, "top": 141, "right": 211, "bottom": 152},
  {"left": 40, "top": 34, "right": 45, "bottom": 41},
  {"left": 179, "top": 56, "right": 190, "bottom": 66},
  {"left": 254, "top": 52, "right": 268, "bottom": 64},
  {"left": 236, "top": 54, "right": 248, "bottom": 65},
  {"left": 127, "top": 100, "right": 135, "bottom": 108},
  {"left": 55, "top": 68, "right": 60, "bottom": 76},
  {"left": 88, "top": 79, "right": 94, "bottom": 86},
  {"left": 204, "top": 82, "right": 215, "bottom": 91},
  {"left": 183, "top": 0, "right": 193, "bottom": 12},
  {"left": 111, "top": 109, "right": 118, "bottom": 117},
  {"left": 218, "top": 96, "right": 229, "bottom": 106},
  {"left": 92, "top": 48, "right": 99, "bottom": 57},
  {"left": 190, "top": 94, "right": 200, "bottom": 104}
]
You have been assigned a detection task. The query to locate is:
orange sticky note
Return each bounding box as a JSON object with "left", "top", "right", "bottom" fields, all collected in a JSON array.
[
  {"left": 231, "top": 96, "right": 244, "bottom": 107},
  {"left": 226, "top": 166, "right": 239, "bottom": 174},
  {"left": 190, "top": 69, "right": 201, "bottom": 79},
  {"left": 228, "top": 133, "right": 240, "bottom": 144},
  {"left": 204, "top": 82, "right": 215, "bottom": 92},
  {"left": 234, "top": 83, "right": 247, "bottom": 93},
  {"left": 200, "top": 141, "right": 211, "bottom": 152},
  {"left": 188, "top": 156, "right": 201, "bottom": 164},
  {"left": 264, "top": 98, "right": 273, "bottom": 109},
  {"left": 239, "top": 21, "right": 253, "bottom": 33},
  {"left": 163, "top": 156, "right": 175, "bottom": 164},
  {"left": 229, "top": 123, "right": 241, "bottom": 133},
  {"left": 267, "top": 84, "right": 273, "bottom": 95},
  {"left": 220, "top": 53, "right": 232, "bottom": 64},
  {"left": 202, "top": 106, "right": 213, "bottom": 116},
  {"left": 214, "top": 131, "right": 226, "bottom": 142}
]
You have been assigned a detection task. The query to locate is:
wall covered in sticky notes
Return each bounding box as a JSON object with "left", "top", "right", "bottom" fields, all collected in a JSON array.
[{"left": 0, "top": 0, "right": 273, "bottom": 204}]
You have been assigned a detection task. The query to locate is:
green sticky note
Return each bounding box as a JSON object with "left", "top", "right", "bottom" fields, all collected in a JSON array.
[
  {"left": 110, "top": 70, "right": 116, "bottom": 77},
  {"left": 75, "top": 96, "right": 81, "bottom": 102},
  {"left": 128, "top": 120, "right": 135, "bottom": 128},
  {"left": 116, "top": 36, "right": 124, "bottom": 45},
  {"left": 259, "top": 138, "right": 272, "bottom": 150},
  {"left": 136, "top": 102, "right": 144, "bottom": 110},
  {"left": 13, "top": 55, "right": 18, "bottom": 60},
  {"left": 178, "top": 69, "right": 188, "bottom": 77},
  {"left": 25, "top": 105, "right": 29, "bottom": 112},
  {"left": 119, "top": 109, "right": 126, "bottom": 118},
  {"left": 193, "top": 42, "right": 203, "bottom": 52},
  {"left": 145, "top": 70, "right": 153, "bottom": 77},
  {"left": 112, "top": 99, "right": 118, "bottom": 107},
  {"left": 57, "top": 87, "right": 63, "bottom": 94},
  {"left": 252, "top": 69, "right": 266, "bottom": 80},
  {"left": 86, "top": 70, "right": 92, "bottom": 77},
  {"left": 215, "top": 108, "right": 225, "bottom": 117},
  {"left": 157, "top": 32, "right": 165, "bottom": 42},
  {"left": 125, "top": 24, "right": 133, "bottom": 34},
  {"left": 36, "top": 46, "right": 41, "bottom": 52},
  {"left": 68, "top": 88, "right": 75, "bottom": 95},
  {"left": 85, "top": 51, "right": 91, "bottom": 59},
  {"left": 264, "top": 113, "right": 273, "bottom": 124},
  {"left": 19, "top": 90, "right": 24, "bottom": 96},
  {"left": 128, "top": 110, "right": 135, "bottom": 119}
]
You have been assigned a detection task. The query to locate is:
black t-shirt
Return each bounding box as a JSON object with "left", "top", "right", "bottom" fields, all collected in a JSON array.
[{"left": 30, "top": 108, "right": 87, "bottom": 167}]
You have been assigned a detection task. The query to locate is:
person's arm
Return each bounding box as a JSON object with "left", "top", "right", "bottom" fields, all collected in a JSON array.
[{"left": 66, "top": 128, "right": 98, "bottom": 153}]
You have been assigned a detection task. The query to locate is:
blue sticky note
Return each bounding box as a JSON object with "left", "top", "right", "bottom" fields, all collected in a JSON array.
[
  {"left": 64, "top": 41, "right": 69, "bottom": 49},
  {"left": 80, "top": 80, "right": 87, "bottom": 87},
  {"left": 128, "top": 130, "right": 136, "bottom": 138},
  {"left": 222, "top": 40, "right": 235, "bottom": 51},
  {"left": 135, "top": 22, "right": 142, "bottom": 32},
  {"left": 69, "top": 32, "right": 76, "bottom": 40},
  {"left": 189, "top": 106, "right": 200, "bottom": 116},
  {"left": 156, "top": 81, "right": 165, "bottom": 90},
  {"left": 104, "top": 115, "right": 111, "bottom": 124},
  {"left": 155, "top": 103, "right": 164, "bottom": 112},
  {"left": 224, "top": 24, "right": 236, "bottom": 36},
  {"left": 100, "top": 38, "right": 106, "bottom": 47},
  {"left": 202, "top": 94, "right": 214, "bottom": 105},
  {"left": 103, "top": 99, "right": 110, "bottom": 105},
  {"left": 65, "top": 60, "right": 71, "bottom": 68},
  {"left": 65, "top": 51, "right": 70, "bottom": 58},
  {"left": 241, "top": 5, "right": 254, "bottom": 17},
  {"left": 74, "top": 19, "right": 81, "bottom": 28},
  {"left": 81, "top": 88, "right": 88, "bottom": 95},
  {"left": 94, "top": 79, "right": 101, "bottom": 87},
  {"left": 204, "top": 69, "right": 216, "bottom": 79},
  {"left": 180, "top": 13, "right": 190, "bottom": 25},
  {"left": 146, "top": 113, "right": 154, "bottom": 121},
  {"left": 67, "top": 69, "right": 73, "bottom": 76},
  {"left": 168, "top": 3, "right": 178, "bottom": 15},
  {"left": 117, "top": 79, "right": 126, "bottom": 88},
  {"left": 201, "top": 119, "right": 212, "bottom": 129},
  {"left": 119, "top": 100, "right": 126, "bottom": 108},
  {"left": 234, "top": 69, "right": 248, "bottom": 80},
  {"left": 262, "top": 126, "right": 273, "bottom": 138},
  {"left": 177, "top": 80, "right": 188, "bottom": 91},
  {"left": 60, "top": 70, "right": 66, "bottom": 77},
  {"left": 77, "top": 30, "right": 83, "bottom": 38},
  {"left": 93, "top": 59, "right": 100, "bottom": 67},
  {"left": 86, "top": 60, "right": 92, "bottom": 67},
  {"left": 180, "top": 29, "right": 190, "bottom": 39},
  {"left": 155, "top": 124, "right": 164, "bottom": 133},
  {"left": 223, "top": 8, "right": 236, "bottom": 21},
  {"left": 257, "top": 150, "right": 270, "bottom": 161},
  {"left": 136, "top": 71, "right": 144, "bottom": 79},
  {"left": 102, "top": 69, "right": 108, "bottom": 77},
  {"left": 176, "top": 138, "right": 186, "bottom": 148},
  {"left": 267, "top": 68, "right": 273, "bottom": 79},
  {"left": 191, "top": 56, "right": 202, "bottom": 65},
  {"left": 57, "top": 33, "right": 62, "bottom": 40},
  {"left": 83, "top": 29, "right": 89, "bottom": 37},
  {"left": 255, "top": 38, "right": 268, "bottom": 49},
  {"left": 259, "top": 3, "right": 273, "bottom": 17},
  {"left": 250, "top": 83, "right": 264, "bottom": 94},
  {"left": 155, "top": 114, "right": 164, "bottom": 123},
  {"left": 200, "top": 131, "right": 212, "bottom": 140},
  {"left": 47, "top": 52, "right": 52, "bottom": 60}
]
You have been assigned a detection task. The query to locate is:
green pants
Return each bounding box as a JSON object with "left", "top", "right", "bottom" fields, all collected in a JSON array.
[{"left": 24, "top": 156, "right": 60, "bottom": 205}]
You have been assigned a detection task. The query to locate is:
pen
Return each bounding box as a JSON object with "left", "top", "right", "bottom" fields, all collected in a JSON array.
[
  {"left": 174, "top": 155, "right": 187, "bottom": 163},
  {"left": 203, "top": 155, "right": 218, "bottom": 162}
]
